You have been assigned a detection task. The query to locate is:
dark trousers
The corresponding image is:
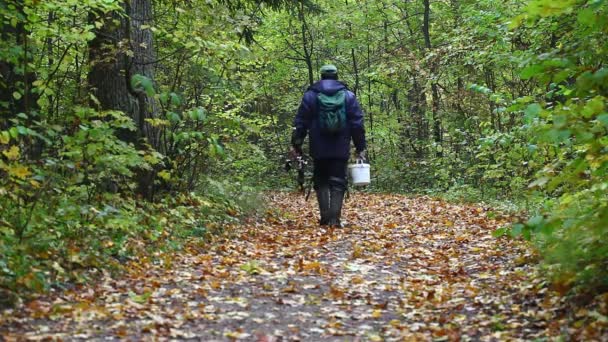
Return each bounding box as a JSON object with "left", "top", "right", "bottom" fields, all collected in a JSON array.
[{"left": 313, "top": 159, "right": 348, "bottom": 190}]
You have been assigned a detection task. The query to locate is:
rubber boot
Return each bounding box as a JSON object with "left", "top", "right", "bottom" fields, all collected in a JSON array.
[
  {"left": 327, "top": 177, "right": 346, "bottom": 227},
  {"left": 316, "top": 185, "right": 330, "bottom": 226}
]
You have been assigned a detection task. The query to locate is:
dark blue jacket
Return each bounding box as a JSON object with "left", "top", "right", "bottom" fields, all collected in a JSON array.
[{"left": 292, "top": 79, "right": 366, "bottom": 160}]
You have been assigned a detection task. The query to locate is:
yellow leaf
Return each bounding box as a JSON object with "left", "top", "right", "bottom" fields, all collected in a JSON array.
[
  {"left": 282, "top": 281, "right": 298, "bottom": 293},
  {"left": 351, "top": 275, "right": 365, "bottom": 284},
  {"left": 158, "top": 170, "right": 171, "bottom": 180},
  {"left": 143, "top": 153, "right": 160, "bottom": 164},
  {"left": 2, "top": 145, "right": 20, "bottom": 160},
  {"left": 352, "top": 244, "right": 364, "bottom": 259},
  {"left": 371, "top": 309, "right": 382, "bottom": 318},
  {"left": 303, "top": 261, "right": 321, "bottom": 272},
  {"left": 145, "top": 118, "right": 170, "bottom": 127},
  {"left": 8, "top": 164, "right": 31, "bottom": 179},
  {"left": 368, "top": 334, "right": 382, "bottom": 342},
  {"left": 0, "top": 131, "right": 9, "bottom": 144},
  {"left": 224, "top": 331, "right": 250, "bottom": 339},
  {"left": 389, "top": 319, "right": 401, "bottom": 327}
]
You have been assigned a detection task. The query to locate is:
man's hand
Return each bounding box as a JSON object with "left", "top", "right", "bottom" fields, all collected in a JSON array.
[
  {"left": 356, "top": 150, "right": 367, "bottom": 163},
  {"left": 289, "top": 146, "right": 302, "bottom": 160}
]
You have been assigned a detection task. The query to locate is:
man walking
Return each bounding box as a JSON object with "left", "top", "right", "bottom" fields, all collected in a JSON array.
[{"left": 291, "top": 64, "right": 367, "bottom": 227}]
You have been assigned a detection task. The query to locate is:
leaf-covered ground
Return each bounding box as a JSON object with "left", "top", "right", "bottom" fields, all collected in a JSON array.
[{"left": 2, "top": 192, "right": 607, "bottom": 341}]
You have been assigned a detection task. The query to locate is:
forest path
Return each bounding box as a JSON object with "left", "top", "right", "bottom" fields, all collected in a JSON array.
[{"left": 1, "top": 192, "right": 579, "bottom": 340}]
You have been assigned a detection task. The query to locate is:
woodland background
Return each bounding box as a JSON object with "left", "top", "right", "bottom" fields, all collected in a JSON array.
[{"left": 1, "top": 0, "right": 607, "bottom": 304}]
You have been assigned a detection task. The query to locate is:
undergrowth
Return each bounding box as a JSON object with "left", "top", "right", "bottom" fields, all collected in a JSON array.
[{"left": 0, "top": 178, "right": 264, "bottom": 307}]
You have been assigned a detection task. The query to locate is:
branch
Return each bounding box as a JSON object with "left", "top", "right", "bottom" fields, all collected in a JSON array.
[{"left": 43, "top": 43, "right": 74, "bottom": 88}]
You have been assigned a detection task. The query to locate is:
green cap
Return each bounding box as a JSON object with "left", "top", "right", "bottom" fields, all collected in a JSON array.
[{"left": 320, "top": 64, "right": 338, "bottom": 75}]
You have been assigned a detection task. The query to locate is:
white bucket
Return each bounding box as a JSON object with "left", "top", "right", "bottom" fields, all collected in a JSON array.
[{"left": 348, "top": 161, "right": 371, "bottom": 186}]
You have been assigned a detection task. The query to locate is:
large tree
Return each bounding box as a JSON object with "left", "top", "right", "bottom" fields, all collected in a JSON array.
[
  {"left": 88, "top": 0, "right": 159, "bottom": 147},
  {"left": 87, "top": 0, "right": 160, "bottom": 198}
]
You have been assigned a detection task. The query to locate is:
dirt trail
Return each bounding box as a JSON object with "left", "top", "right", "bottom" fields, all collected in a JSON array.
[{"left": 1, "top": 192, "right": 605, "bottom": 341}]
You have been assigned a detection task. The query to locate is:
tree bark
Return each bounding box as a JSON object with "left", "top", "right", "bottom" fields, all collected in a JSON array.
[
  {"left": 297, "top": 2, "right": 314, "bottom": 86},
  {"left": 88, "top": 0, "right": 160, "bottom": 142},
  {"left": 422, "top": 0, "right": 442, "bottom": 157},
  {"left": 87, "top": 0, "right": 160, "bottom": 199},
  {"left": 128, "top": 0, "right": 161, "bottom": 149},
  {"left": 0, "top": 0, "right": 42, "bottom": 162},
  {"left": 407, "top": 76, "right": 426, "bottom": 158},
  {"left": 87, "top": 4, "right": 132, "bottom": 122}
]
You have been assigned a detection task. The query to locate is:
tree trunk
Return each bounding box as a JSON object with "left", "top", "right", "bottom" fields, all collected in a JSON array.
[
  {"left": 87, "top": 4, "right": 132, "bottom": 124},
  {"left": 297, "top": 2, "right": 314, "bottom": 86},
  {"left": 128, "top": 0, "right": 161, "bottom": 149},
  {"left": 407, "top": 76, "right": 426, "bottom": 159},
  {"left": 87, "top": 0, "right": 160, "bottom": 199},
  {"left": 351, "top": 48, "right": 360, "bottom": 95},
  {"left": 0, "top": 0, "right": 41, "bottom": 162},
  {"left": 366, "top": 30, "right": 375, "bottom": 160},
  {"left": 423, "top": 0, "right": 442, "bottom": 157},
  {"left": 485, "top": 66, "right": 501, "bottom": 131}
]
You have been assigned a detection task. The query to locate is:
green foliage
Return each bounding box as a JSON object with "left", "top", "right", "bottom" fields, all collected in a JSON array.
[
  {"left": 1, "top": 107, "right": 145, "bottom": 298},
  {"left": 0, "top": 104, "right": 262, "bottom": 300},
  {"left": 501, "top": 0, "right": 608, "bottom": 292},
  {"left": 0, "top": 0, "right": 270, "bottom": 304}
]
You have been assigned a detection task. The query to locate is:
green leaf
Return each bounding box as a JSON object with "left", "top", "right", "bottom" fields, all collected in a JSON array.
[
  {"left": 526, "top": 0, "right": 576, "bottom": 18},
  {"left": 553, "top": 114, "right": 567, "bottom": 128},
  {"left": 524, "top": 103, "right": 542, "bottom": 123},
  {"left": 131, "top": 74, "right": 155, "bottom": 97},
  {"left": 510, "top": 223, "right": 524, "bottom": 237},
  {"left": 575, "top": 131, "right": 595, "bottom": 143},
  {"left": 159, "top": 92, "right": 169, "bottom": 105},
  {"left": 520, "top": 64, "right": 543, "bottom": 79},
  {"left": 527, "top": 215, "right": 544, "bottom": 227},
  {"left": 528, "top": 176, "right": 549, "bottom": 188},
  {"left": 189, "top": 108, "right": 206, "bottom": 121},
  {"left": 597, "top": 113, "right": 608, "bottom": 127},
  {"left": 12, "top": 91, "right": 21, "bottom": 100},
  {"left": 167, "top": 111, "right": 181, "bottom": 122},
  {"left": 544, "top": 129, "right": 571, "bottom": 143},
  {"left": 492, "top": 227, "right": 508, "bottom": 237},
  {"left": 593, "top": 68, "right": 608, "bottom": 83},
  {"left": 170, "top": 93, "right": 181, "bottom": 107},
  {"left": 128, "top": 290, "right": 152, "bottom": 303},
  {"left": 9, "top": 127, "right": 19, "bottom": 138},
  {"left": 240, "top": 261, "right": 263, "bottom": 275},
  {"left": 17, "top": 126, "right": 28, "bottom": 135},
  {"left": 577, "top": 8, "right": 596, "bottom": 26},
  {"left": 582, "top": 96, "right": 605, "bottom": 118}
]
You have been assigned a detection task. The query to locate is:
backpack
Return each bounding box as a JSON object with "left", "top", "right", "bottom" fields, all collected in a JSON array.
[{"left": 317, "top": 90, "right": 347, "bottom": 135}]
